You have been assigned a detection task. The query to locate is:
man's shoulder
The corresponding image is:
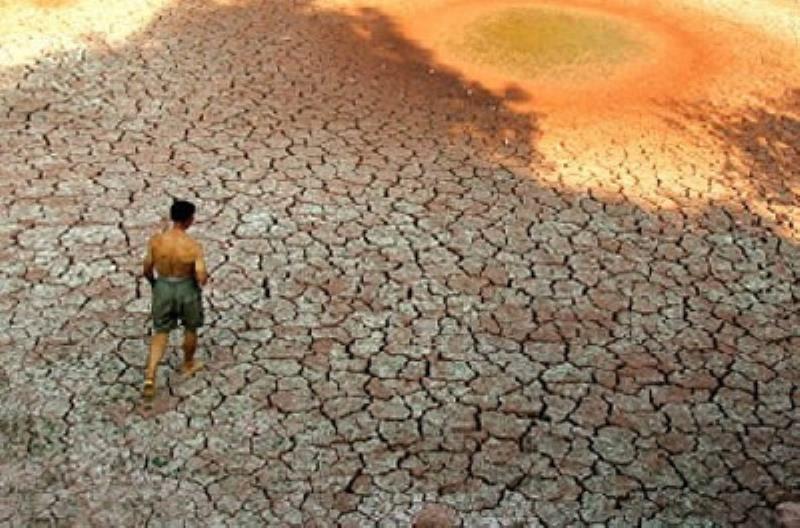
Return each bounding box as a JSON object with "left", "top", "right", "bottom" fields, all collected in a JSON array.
[{"left": 185, "top": 234, "right": 204, "bottom": 254}]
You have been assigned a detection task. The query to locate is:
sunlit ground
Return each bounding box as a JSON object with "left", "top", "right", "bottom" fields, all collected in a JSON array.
[
  {"left": 0, "top": 0, "right": 168, "bottom": 66},
  {"left": 1, "top": 0, "right": 799, "bottom": 236}
]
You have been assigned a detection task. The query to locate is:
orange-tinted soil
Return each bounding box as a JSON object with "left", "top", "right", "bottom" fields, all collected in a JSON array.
[
  {"left": 375, "top": 0, "right": 800, "bottom": 232},
  {"left": 394, "top": 0, "right": 797, "bottom": 118}
]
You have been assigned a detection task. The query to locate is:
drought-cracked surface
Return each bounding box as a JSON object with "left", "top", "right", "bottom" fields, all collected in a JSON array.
[{"left": 1, "top": 0, "right": 799, "bottom": 526}]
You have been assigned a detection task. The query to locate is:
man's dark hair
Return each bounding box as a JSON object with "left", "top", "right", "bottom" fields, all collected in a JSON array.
[{"left": 170, "top": 200, "right": 196, "bottom": 223}]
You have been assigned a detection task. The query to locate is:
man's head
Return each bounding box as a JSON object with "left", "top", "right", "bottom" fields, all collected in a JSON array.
[{"left": 170, "top": 200, "right": 196, "bottom": 228}]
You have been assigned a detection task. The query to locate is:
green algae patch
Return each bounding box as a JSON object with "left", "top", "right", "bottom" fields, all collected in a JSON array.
[{"left": 448, "top": 6, "right": 645, "bottom": 78}]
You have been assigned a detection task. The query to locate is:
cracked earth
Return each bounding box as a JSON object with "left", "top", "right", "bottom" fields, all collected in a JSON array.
[{"left": 0, "top": 0, "right": 799, "bottom": 526}]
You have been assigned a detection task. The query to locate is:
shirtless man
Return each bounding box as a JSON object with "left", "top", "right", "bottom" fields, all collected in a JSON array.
[{"left": 141, "top": 200, "right": 208, "bottom": 399}]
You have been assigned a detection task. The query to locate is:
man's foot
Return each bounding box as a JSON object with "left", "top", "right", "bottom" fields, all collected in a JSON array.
[
  {"left": 181, "top": 360, "right": 204, "bottom": 377},
  {"left": 142, "top": 379, "right": 156, "bottom": 399}
]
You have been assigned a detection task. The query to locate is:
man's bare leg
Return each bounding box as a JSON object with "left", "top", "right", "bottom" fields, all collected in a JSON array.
[
  {"left": 181, "top": 329, "right": 203, "bottom": 376},
  {"left": 143, "top": 332, "right": 169, "bottom": 398}
]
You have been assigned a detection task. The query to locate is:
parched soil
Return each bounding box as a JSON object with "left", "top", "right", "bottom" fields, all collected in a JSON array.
[{"left": 0, "top": 0, "right": 798, "bottom": 526}]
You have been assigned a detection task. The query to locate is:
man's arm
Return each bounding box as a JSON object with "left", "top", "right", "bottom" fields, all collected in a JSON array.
[
  {"left": 143, "top": 239, "right": 155, "bottom": 285},
  {"left": 194, "top": 246, "right": 208, "bottom": 287}
]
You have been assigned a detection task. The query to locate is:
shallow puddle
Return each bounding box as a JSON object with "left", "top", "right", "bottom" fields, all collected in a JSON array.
[{"left": 448, "top": 6, "right": 644, "bottom": 78}]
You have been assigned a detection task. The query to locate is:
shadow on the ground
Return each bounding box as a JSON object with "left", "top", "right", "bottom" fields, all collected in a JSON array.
[
  {"left": 41, "top": 0, "right": 539, "bottom": 163},
  {"left": 679, "top": 88, "right": 800, "bottom": 212}
]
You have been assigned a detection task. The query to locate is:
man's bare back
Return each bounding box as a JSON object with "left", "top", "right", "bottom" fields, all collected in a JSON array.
[{"left": 145, "top": 228, "right": 208, "bottom": 284}]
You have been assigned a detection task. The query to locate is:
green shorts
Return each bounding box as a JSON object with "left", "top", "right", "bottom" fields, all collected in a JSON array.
[{"left": 151, "top": 277, "right": 204, "bottom": 332}]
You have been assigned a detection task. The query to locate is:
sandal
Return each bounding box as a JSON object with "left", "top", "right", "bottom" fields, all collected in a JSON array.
[{"left": 142, "top": 378, "right": 156, "bottom": 399}]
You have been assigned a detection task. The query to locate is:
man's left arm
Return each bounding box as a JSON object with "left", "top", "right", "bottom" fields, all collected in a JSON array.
[{"left": 194, "top": 245, "right": 208, "bottom": 287}]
